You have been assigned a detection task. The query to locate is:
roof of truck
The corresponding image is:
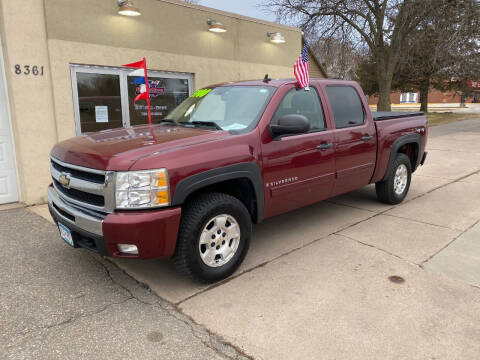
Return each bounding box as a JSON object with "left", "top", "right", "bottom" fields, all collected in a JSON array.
[{"left": 209, "top": 78, "right": 358, "bottom": 88}]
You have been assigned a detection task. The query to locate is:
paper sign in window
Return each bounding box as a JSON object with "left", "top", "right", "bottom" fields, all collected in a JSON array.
[{"left": 95, "top": 106, "right": 109, "bottom": 123}]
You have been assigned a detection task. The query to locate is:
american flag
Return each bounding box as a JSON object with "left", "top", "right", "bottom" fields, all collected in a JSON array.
[{"left": 294, "top": 41, "right": 310, "bottom": 88}]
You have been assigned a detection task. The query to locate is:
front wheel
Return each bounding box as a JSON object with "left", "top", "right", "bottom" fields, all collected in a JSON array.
[
  {"left": 375, "top": 153, "right": 412, "bottom": 205},
  {"left": 173, "top": 192, "right": 251, "bottom": 283}
]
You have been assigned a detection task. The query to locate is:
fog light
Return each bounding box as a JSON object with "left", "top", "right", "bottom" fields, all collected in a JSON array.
[{"left": 117, "top": 244, "right": 139, "bottom": 255}]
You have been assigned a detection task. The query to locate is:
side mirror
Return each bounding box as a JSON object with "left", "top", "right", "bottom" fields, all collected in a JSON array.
[{"left": 270, "top": 114, "right": 310, "bottom": 137}]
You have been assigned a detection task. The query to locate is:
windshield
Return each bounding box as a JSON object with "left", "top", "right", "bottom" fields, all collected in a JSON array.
[{"left": 166, "top": 86, "right": 276, "bottom": 132}]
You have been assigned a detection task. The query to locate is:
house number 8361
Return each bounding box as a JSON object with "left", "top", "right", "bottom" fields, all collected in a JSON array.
[{"left": 14, "top": 64, "right": 44, "bottom": 76}]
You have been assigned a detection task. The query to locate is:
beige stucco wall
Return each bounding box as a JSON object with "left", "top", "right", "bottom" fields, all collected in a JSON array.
[
  {"left": 0, "top": 0, "right": 58, "bottom": 205},
  {"left": 1, "top": 0, "right": 313, "bottom": 205}
]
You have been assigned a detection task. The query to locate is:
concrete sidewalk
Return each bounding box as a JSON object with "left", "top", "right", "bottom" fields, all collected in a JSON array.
[{"left": 18, "top": 118, "right": 480, "bottom": 359}]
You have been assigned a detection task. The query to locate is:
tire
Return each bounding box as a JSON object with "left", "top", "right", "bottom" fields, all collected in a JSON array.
[
  {"left": 375, "top": 153, "right": 412, "bottom": 205},
  {"left": 173, "top": 192, "right": 252, "bottom": 283}
]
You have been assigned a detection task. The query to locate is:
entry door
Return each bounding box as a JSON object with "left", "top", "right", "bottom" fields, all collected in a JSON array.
[
  {"left": 325, "top": 85, "right": 376, "bottom": 195},
  {"left": 262, "top": 85, "right": 336, "bottom": 218},
  {"left": 0, "top": 45, "right": 19, "bottom": 204}
]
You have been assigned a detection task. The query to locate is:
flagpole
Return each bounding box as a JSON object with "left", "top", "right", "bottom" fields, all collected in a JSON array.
[{"left": 142, "top": 58, "right": 153, "bottom": 127}]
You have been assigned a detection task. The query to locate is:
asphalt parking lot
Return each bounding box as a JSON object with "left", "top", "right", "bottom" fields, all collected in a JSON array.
[{"left": 3, "top": 119, "right": 480, "bottom": 359}]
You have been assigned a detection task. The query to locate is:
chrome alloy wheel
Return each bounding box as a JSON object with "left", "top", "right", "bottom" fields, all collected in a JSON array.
[
  {"left": 393, "top": 164, "right": 408, "bottom": 195},
  {"left": 198, "top": 214, "right": 241, "bottom": 268}
]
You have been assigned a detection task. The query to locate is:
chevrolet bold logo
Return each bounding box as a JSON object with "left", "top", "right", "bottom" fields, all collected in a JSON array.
[{"left": 59, "top": 172, "right": 71, "bottom": 188}]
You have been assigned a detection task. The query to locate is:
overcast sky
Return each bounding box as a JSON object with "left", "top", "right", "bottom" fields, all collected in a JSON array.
[{"left": 198, "top": 0, "right": 276, "bottom": 22}]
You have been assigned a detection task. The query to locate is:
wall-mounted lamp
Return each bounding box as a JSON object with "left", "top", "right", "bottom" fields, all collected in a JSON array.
[
  {"left": 117, "top": 0, "right": 141, "bottom": 16},
  {"left": 207, "top": 19, "right": 227, "bottom": 33},
  {"left": 267, "top": 32, "right": 286, "bottom": 44}
]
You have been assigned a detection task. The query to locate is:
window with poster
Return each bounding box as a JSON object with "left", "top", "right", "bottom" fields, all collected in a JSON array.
[
  {"left": 127, "top": 76, "right": 190, "bottom": 126},
  {"left": 70, "top": 64, "right": 193, "bottom": 134}
]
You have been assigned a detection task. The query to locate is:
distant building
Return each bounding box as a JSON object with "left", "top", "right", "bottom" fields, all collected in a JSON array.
[{"left": 368, "top": 83, "right": 480, "bottom": 107}]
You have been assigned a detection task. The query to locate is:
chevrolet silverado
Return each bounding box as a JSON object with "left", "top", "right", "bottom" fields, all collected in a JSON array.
[{"left": 48, "top": 79, "right": 428, "bottom": 283}]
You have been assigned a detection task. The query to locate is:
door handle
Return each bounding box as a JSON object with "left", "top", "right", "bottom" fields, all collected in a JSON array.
[
  {"left": 361, "top": 134, "right": 373, "bottom": 141},
  {"left": 317, "top": 143, "right": 333, "bottom": 151}
]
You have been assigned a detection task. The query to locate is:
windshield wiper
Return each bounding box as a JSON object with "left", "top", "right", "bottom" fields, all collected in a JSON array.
[
  {"left": 158, "top": 119, "right": 178, "bottom": 125},
  {"left": 189, "top": 121, "right": 222, "bottom": 130}
]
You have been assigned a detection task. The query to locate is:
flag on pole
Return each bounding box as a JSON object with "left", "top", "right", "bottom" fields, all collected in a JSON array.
[
  {"left": 294, "top": 41, "right": 310, "bottom": 89},
  {"left": 123, "top": 58, "right": 153, "bottom": 126}
]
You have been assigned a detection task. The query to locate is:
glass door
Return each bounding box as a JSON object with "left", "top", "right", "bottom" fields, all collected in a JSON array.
[{"left": 74, "top": 71, "right": 123, "bottom": 133}]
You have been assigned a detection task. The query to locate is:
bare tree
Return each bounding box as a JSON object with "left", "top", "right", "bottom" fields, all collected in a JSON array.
[
  {"left": 264, "top": 0, "right": 435, "bottom": 111},
  {"left": 395, "top": 0, "right": 480, "bottom": 112},
  {"left": 310, "top": 38, "right": 361, "bottom": 79}
]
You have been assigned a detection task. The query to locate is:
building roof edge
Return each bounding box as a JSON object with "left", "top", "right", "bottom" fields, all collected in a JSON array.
[{"left": 156, "top": 0, "right": 302, "bottom": 32}]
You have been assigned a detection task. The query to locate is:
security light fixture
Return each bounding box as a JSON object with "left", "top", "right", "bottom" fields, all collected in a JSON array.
[
  {"left": 267, "top": 32, "right": 286, "bottom": 44},
  {"left": 207, "top": 19, "right": 227, "bottom": 33},
  {"left": 117, "top": 0, "right": 141, "bottom": 16}
]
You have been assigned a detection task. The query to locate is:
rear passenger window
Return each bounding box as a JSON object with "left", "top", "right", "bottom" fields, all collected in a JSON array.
[
  {"left": 272, "top": 88, "right": 326, "bottom": 131},
  {"left": 326, "top": 86, "right": 365, "bottom": 128}
]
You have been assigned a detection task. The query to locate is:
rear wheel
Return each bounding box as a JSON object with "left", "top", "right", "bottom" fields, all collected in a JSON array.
[
  {"left": 173, "top": 192, "right": 251, "bottom": 283},
  {"left": 375, "top": 153, "right": 412, "bottom": 205}
]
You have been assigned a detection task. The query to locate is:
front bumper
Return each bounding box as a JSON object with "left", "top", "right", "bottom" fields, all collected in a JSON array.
[{"left": 47, "top": 184, "right": 182, "bottom": 259}]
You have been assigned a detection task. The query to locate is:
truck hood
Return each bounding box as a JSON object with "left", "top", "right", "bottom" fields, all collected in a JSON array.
[{"left": 51, "top": 125, "right": 230, "bottom": 170}]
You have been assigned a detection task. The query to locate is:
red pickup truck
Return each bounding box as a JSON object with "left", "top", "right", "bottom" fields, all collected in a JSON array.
[{"left": 48, "top": 79, "right": 427, "bottom": 283}]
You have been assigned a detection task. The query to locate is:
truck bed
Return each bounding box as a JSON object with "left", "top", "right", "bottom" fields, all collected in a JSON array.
[
  {"left": 372, "top": 111, "right": 424, "bottom": 121},
  {"left": 370, "top": 111, "right": 427, "bottom": 184}
]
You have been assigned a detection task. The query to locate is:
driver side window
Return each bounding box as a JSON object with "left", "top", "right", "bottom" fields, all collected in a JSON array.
[{"left": 272, "top": 88, "right": 326, "bottom": 131}]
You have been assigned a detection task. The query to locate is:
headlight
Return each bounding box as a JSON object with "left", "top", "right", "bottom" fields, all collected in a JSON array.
[{"left": 115, "top": 169, "right": 169, "bottom": 209}]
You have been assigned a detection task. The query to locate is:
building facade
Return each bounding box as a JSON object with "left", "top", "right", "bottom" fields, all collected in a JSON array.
[{"left": 0, "top": 0, "right": 325, "bottom": 206}]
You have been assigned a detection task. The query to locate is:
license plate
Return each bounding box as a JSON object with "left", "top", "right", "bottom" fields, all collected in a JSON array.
[{"left": 58, "top": 223, "right": 74, "bottom": 247}]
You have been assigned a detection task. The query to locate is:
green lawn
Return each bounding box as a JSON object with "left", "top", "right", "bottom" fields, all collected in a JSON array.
[{"left": 427, "top": 112, "right": 479, "bottom": 127}]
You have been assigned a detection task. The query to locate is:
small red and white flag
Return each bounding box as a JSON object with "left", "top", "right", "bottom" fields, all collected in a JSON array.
[
  {"left": 123, "top": 57, "right": 153, "bottom": 126},
  {"left": 294, "top": 41, "right": 310, "bottom": 89}
]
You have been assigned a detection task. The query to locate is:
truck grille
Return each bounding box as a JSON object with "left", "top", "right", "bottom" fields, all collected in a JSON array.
[
  {"left": 50, "top": 157, "right": 115, "bottom": 213},
  {"left": 53, "top": 179, "right": 105, "bottom": 207},
  {"left": 51, "top": 159, "right": 105, "bottom": 184}
]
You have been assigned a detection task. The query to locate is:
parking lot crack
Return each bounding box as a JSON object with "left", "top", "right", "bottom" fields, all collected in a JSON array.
[
  {"left": 156, "top": 301, "right": 254, "bottom": 360},
  {"left": 43, "top": 297, "right": 134, "bottom": 329},
  {"left": 381, "top": 213, "right": 458, "bottom": 231},
  {"left": 421, "top": 219, "right": 480, "bottom": 266},
  {"left": 410, "top": 168, "right": 480, "bottom": 202},
  {"left": 91, "top": 254, "right": 156, "bottom": 306},
  {"left": 11, "top": 297, "right": 135, "bottom": 339},
  {"left": 325, "top": 200, "right": 383, "bottom": 212},
  {"left": 336, "top": 233, "right": 422, "bottom": 268}
]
